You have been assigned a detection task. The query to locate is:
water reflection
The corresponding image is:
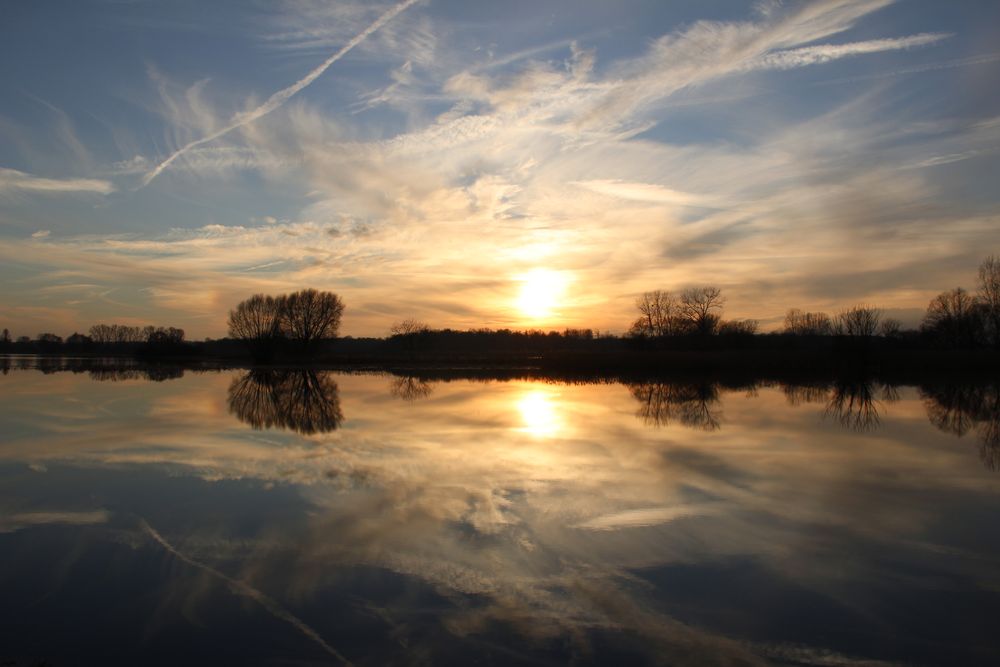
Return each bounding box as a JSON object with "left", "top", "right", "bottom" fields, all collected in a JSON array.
[
  {"left": 388, "top": 375, "right": 433, "bottom": 401},
  {"left": 824, "top": 379, "right": 895, "bottom": 432},
  {"left": 4, "top": 367, "right": 1000, "bottom": 664},
  {"left": 921, "top": 382, "right": 1000, "bottom": 470},
  {"left": 89, "top": 366, "right": 185, "bottom": 382},
  {"left": 516, "top": 388, "right": 562, "bottom": 437},
  {"left": 628, "top": 381, "right": 721, "bottom": 430},
  {"left": 227, "top": 370, "right": 343, "bottom": 434}
]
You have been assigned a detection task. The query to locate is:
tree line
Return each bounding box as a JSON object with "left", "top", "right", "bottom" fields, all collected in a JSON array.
[
  {"left": 2, "top": 257, "right": 998, "bottom": 360},
  {"left": 629, "top": 255, "right": 1000, "bottom": 349},
  {"left": 0, "top": 324, "right": 186, "bottom": 349}
]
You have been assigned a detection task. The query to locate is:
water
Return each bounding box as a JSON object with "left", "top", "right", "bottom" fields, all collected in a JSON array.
[{"left": 1, "top": 363, "right": 999, "bottom": 665}]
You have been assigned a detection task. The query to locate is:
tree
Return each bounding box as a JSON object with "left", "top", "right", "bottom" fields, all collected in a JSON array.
[
  {"left": 36, "top": 333, "right": 63, "bottom": 344},
  {"left": 146, "top": 326, "right": 185, "bottom": 345},
  {"left": 633, "top": 290, "right": 679, "bottom": 337},
  {"left": 389, "top": 318, "right": 430, "bottom": 336},
  {"left": 879, "top": 318, "right": 902, "bottom": 339},
  {"left": 978, "top": 255, "right": 1000, "bottom": 348},
  {"left": 921, "top": 287, "right": 984, "bottom": 348},
  {"left": 88, "top": 323, "right": 144, "bottom": 344},
  {"left": 783, "top": 308, "right": 833, "bottom": 335},
  {"left": 228, "top": 294, "right": 283, "bottom": 342},
  {"left": 718, "top": 319, "right": 758, "bottom": 336},
  {"left": 279, "top": 289, "right": 345, "bottom": 346},
  {"left": 835, "top": 305, "right": 881, "bottom": 337},
  {"left": 66, "top": 332, "right": 93, "bottom": 345},
  {"left": 680, "top": 286, "right": 724, "bottom": 336},
  {"left": 1, "top": 328, "right": 10, "bottom": 344}
]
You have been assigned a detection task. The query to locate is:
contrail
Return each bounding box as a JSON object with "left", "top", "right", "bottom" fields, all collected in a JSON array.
[
  {"left": 141, "top": 519, "right": 353, "bottom": 665},
  {"left": 142, "top": 0, "right": 420, "bottom": 186}
]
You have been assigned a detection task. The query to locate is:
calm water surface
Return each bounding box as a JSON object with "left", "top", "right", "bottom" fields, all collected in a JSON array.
[{"left": 1, "top": 364, "right": 999, "bottom": 665}]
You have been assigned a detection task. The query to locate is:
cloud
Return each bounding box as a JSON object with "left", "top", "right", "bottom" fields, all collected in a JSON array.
[
  {"left": 0, "top": 167, "right": 115, "bottom": 195},
  {"left": 11, "top": 0, "right": 996, "bottom": 337},
  {"left": 0, "top": 510, "right": 109, "bottom": 533},
  {"left": 749, "top": 32, "right": 951, "bottom": 70},
  {"left": 141, "top": 0, "right": 421, "bottom": 186},
  {"left": 572, "top": 180, "right": 716, "bottom": 206}
]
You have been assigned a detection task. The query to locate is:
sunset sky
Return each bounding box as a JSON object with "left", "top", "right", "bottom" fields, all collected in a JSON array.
[{"left": 1, "top": 0, "right": 998, "bottom": 338}]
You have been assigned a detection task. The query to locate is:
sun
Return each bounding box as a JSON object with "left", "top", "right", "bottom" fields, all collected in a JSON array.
[{"left": 515, "top": 268, "right": 568, "bottom": 320}]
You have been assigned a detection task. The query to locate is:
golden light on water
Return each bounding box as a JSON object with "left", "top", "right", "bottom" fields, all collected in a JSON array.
[
  {"left": 516, "top": 388, "right": 563, "bottom": 438},
  {"left": 514, "top": 268, "right": 569, "bottom": 320}
]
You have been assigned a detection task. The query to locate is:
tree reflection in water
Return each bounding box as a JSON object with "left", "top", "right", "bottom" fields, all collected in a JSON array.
[
  {"left": 389, "top": 375, "right": 433, "bottom": 401},
  {"left": 824, "top": 380, "right": 897, "bottom": 433},
  {"left": 228, "top": 370, "right": 343, "bottom": 435},
  {"left": 921, "top": 383, "right": 1000, "bottom": 471},
  {"left": 89, "top": 367, "right": 185, "bottom": 382},
  {"left": 628, "top": 381, "right": 721, "bottom": 430}
]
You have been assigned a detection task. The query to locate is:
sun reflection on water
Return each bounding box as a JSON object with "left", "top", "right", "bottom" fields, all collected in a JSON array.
[{"left": 516, "top": 388, "right": 562, "bottom": 437}]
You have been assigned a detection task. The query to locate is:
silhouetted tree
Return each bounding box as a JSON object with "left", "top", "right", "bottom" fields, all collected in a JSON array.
[
  {"left": 1, "top": 328, "right": 10, "bottom": 344},
  {"left": 279, "top": 289, "right": 345, "bottom": 348},
  {"left": 66, "top": 332, "right": 92, "bottom": 345},
  {"left": 88, "top": 323, "right": 145, "bottom": 344},
  {"left": 146, "top": 326, "right": 185, "bottom": 344},
  {"left": 718, "top": 319, "right": 758, "bottom": 336},
  {"left": 680, "top": 286, "right": 724, "bottom": 335},
  {"left": 879, "top": 318, "right": 902, "bottom": 339},
  {"left": 389, "top": 319, "right": 430, "bottom": 336},
  {"left": 921, "top": 287, "right": 984, "bottom": 348},
  {"left": 835, "top": 305, "right": 881, "bottom": 337},
  {"left": 36, "top": 333, "right": 63, "bottom": 344},
  {"left": 228, "top": 370, "right": 343, "bottom": 434},
  {"left": 632, "top": 290, "right": 681, "bottom": 337},
  {"left": 228, "top": 294, "right": 283, "bottom": 344},
  {"left": 978, "top": 255, "right": 1000, "bottom": 348},
  {"left": 783, "top": 309, "right": 833, "bottom": 335}
]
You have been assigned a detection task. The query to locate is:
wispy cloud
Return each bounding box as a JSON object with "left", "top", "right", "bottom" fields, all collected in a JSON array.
[
  {"left": 0, "top": 167, "right": 114, "bottom": 195},
  {"left": 750, "top": 32, "right": 951, "bottom": 70},
  {"left": 141, "top": 0, "right": 421, "bottom": 186}
]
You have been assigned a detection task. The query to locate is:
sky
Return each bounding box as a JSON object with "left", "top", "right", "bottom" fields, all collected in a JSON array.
[{"left": 1, "top": 0, "right": 999, "bottom": 339}]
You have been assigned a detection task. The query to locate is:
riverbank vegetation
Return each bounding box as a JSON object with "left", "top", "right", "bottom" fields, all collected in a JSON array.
[{"left": 2, "top": 256, "right": 999, "bottom": 372}]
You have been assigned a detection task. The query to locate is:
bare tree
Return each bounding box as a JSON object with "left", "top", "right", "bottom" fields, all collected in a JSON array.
[
  {"left": 879, "top": 318, "right": 902, "bottom": 339},
  {"left": 783, "top": 308, "right": 833, "bottom": 335},
  {"left": 978, "top": 255, "right": 1000, "bottom": 348},
  {"left": 279, "top": 289, "right": 345, "bottom": 346},
  {"left": 389, "top": 318, "right": 430, "bottom": 336},
  {"left": 680, "top": 286, "right": 724, "bottom": 335},
  {"left": 633, "top": 290, "right": 679, "bottom": 337},
  {"left": 227, "top": 294, "right": 283, "bottom": 342},
  {"left": 921, "top": 287, "right": 984, "bottom": 348},
  {"left": 835, "top": 305, "right": 881, "bottom": 337},
  {"left": 88, "top": 323, "right": 145, "bottom": 344}
]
